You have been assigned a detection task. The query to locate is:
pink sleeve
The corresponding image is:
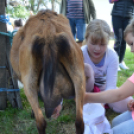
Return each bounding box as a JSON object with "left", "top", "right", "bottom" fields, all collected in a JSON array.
[
  {"left": 128, "top": 73, "right": 134, "bottom": 84},
  {"left": 109, "top": 0, "right": 118, "bottom": 3}
]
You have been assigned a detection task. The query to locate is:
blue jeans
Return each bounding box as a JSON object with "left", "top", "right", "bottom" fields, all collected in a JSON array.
[
  {"left": 112, "top": 111, "right": 134, "bottom": 134},
  {"left": 112, "top": 16, "right": 131, "bottom": 63},
  {"left": 68, "top": 18, "right": 86, "bottom": 42}
]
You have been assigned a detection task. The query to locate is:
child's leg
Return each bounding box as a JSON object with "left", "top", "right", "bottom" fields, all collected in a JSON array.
[
  {"left": 112, "top": 111, "right": 134, "bottom": 134},
  {"left": 84, "top": 63, "right": 94, "bottom": 92},
  {"left": 108, "top": 96, "right": 133, "bottom": 113},
  {"left": 112, "top": 111, "right": 132, "bottom": 127}
]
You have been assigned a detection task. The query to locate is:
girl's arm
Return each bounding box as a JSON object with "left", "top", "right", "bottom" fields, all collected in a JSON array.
[
  {"left": 84, "top": 80, "right": 134, "bottom": 104},
  {"left": 105, "top": 50, "right": 118, "bottom": 91}
]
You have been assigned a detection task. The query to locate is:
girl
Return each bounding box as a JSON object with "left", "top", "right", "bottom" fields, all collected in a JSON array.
[
  {"left": 84, "top": 18, "right": 134, "bottom": 134},
  {"left": 81, "top": 19, "right": 133, "bottom": 113},
  {"left": 13, "top": 19, "right": 23, "bottom": 31}
]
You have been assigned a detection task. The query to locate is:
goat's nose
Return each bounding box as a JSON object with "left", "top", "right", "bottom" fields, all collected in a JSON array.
[{"left": 45, "top": 108, "right": 54, "bottom": 118}]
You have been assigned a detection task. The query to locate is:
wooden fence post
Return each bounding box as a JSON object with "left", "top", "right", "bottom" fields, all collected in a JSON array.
[
  {"left": 0, "top": 0, "right": 23, "bottom": 109},
  {"left": 0, "top": 0, "right": 7, "bottom": 110}
]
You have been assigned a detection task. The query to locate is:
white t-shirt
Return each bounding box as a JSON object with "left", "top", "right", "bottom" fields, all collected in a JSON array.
[{"left": 81, "top": 45, "right": 118, "bottom": 91}]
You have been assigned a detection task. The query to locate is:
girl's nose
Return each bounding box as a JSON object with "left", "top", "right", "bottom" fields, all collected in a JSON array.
[{"left": 94, "top": 45, "right": 101, "bottom": 51}]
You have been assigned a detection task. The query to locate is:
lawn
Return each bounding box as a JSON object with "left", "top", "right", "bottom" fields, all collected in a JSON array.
[{"left": 0, "top": 40, "right": 134, "bottom": 134}]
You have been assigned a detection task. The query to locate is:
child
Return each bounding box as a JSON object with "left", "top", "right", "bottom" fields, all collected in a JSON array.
[
  {"left": 81, "top": 19, "right": 133, "bottom": 113},
  {"left": 13, "top": 19, "right": 23, "bottom": 31},
  {"left": 84, "top": 18, "right": 134, "bottom": 134},
  {"left": 109, "top": 0, "right": 134, "bottom": 70}
]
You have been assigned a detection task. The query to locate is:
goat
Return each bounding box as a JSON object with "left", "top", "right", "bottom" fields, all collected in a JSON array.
[{"left": 10, "top": 10, "right": 85, "bottom": 134}]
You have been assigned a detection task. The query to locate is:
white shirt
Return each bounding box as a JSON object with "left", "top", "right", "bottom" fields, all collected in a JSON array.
[{"left": 81, "top": 45, "right": 118, "bottom": 91}]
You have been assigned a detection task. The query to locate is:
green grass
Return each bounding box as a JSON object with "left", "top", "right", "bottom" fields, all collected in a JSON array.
[
  {"left": 0, "top": 40, "right": 134, "bottom": 134},
  {"left": 117, "top": 49, "right": 134, "bottom": 86}
]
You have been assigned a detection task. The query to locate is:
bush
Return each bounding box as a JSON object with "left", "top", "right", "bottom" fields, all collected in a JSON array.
[{"left": 6, "top": 5, "right": 30, "bottom": 19}]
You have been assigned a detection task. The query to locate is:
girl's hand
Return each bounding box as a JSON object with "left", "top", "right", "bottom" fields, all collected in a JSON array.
[
  {"left": 51, "top": 104, "right": 62, "bottom": 119},
  {"left": 127, "top": 100, "right": 134, "bottom": 111}
]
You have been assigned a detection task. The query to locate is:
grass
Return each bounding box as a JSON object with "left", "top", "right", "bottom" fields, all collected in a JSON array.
[{"left": 0, "top": 40, "right": 134, "bottom": 134}]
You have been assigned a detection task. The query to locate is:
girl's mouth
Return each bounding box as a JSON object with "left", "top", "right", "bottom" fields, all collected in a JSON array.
[{"left": 94, "top": 52, "right": 100, "bottom": 56}]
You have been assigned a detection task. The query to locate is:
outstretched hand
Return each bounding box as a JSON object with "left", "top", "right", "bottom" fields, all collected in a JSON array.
[
  {"left": 127, "top": 100, "right": 134, "bottom": 111},
  {"left": 51, "top": 104, "right": 62, "bottom": 119}
]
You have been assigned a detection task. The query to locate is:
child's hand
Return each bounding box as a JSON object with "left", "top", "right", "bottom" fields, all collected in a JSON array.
[
  {"left": 51, "top": 104, "right": 62, "bottom": 119},
  {"left": 127, "top": 100, "right": 134, "bottom": 111}
]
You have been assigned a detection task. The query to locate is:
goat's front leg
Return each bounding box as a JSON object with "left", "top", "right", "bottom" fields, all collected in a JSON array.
[
  {"left": 23, "top": 77, "right": 46, "bottom": 134},
  {"left": 74, "top": 79, "right": 85, "bottom": 134}
]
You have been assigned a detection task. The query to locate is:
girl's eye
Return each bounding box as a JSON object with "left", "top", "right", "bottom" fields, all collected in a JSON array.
[
  {"left": 130, "top": 43, "right": 133, "bottom": 46},
  {"left": 90, "top": 42, "right": 95, "bottom": 45},
  {"left": 101, "top": 44, "right": 106, "bottom": 46}
]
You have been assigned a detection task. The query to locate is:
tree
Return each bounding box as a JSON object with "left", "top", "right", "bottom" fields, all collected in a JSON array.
[
  {"left": 25, "top": 0, "right": 61, "bottom": 12},
  {"left": 27, "top": 0, "right": 58, "bottom": 12},
  {"left": 0, "top": 0, "right": 7, "bottom": 110},
  {"left": 6, "top": 0, "right": 61, "bottom": 15},
  {"left": 49, "top": 0, "right": 61, "bottom": 11},
  {"left": 6, "top": 5, "right": 30, "bottom": 19},
  {"left": 0, "top": 0, "right": 22, "bottom": 109}
]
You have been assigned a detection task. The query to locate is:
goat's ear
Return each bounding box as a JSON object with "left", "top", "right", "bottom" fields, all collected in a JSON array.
[
  {"left": 55, "top": 32, "right": 69, "bottom": 45},
  {"left": 32, "top": 34, "right": 43, "bottom": 44},
  {"left": 55, "top": 32, "right": 71, "bottom": 57},
  {"left": 31, "top": 34, "right": 45, "bottom": 59}
]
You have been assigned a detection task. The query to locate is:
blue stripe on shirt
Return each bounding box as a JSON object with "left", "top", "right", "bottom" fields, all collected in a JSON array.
[{"left": 67, "top": 0, "right": 84, "bottom": 19}]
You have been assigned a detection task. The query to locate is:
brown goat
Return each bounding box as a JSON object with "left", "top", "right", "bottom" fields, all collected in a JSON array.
[{"left": 10, "top": 10, "right": 85, "bottom": 134}]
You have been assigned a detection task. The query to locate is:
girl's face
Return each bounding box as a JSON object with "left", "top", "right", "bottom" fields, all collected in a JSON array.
[
  {"left": 87, "top": 37, "right": 108, "bottom": 63},
  {"left": 125, "top": 32, "right": 134, "bottom": 53}
]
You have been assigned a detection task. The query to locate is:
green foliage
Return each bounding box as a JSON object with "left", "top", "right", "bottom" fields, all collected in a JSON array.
[{"left": 6, "top": 5, "right": 30, "bottom": 19}]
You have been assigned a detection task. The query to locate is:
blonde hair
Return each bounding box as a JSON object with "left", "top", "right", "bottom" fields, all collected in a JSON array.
[
  {"left": 85, "top": 19, "right": 111, "bottom": 45},
  {"left": 124, "top": 19, "right": 134, "bottom": 39}
]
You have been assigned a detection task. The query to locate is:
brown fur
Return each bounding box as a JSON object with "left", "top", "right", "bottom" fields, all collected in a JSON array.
[{"left": 10, "top": 10, "right": 85, "bottom": 134}]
